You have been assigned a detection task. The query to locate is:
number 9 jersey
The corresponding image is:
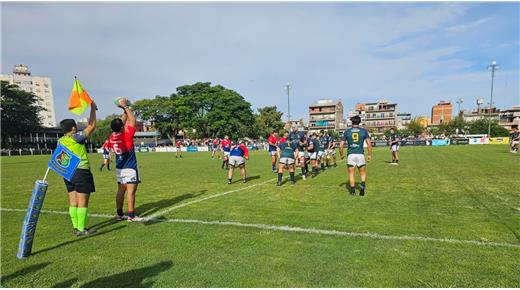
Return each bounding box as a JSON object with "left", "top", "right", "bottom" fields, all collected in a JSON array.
[{"left": 342, "top": 127, "right": 370, "bottom": 155}]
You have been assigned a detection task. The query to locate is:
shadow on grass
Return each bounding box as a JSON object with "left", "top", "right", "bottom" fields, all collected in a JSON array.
[
  {"left": 338, "top": 182, "right": 363, "bottom": 190},
  {"left": 81, "top": 261, "right": 173, "bottom": 287},
  {"left": 136, "top": 190, "right": 208, "bottom": 216},
  {"left": 31, "top": 225, "right": 126, "bottom": 256},
  {"left": 229, "top": 175, "right": 261, "bottom": 184},
  {"left": 52, "top": 278, "right": 78, "bottom": 287},
  {"left": 90, "top": 218, "right": 119, "bottom": 232},
  {"left": 0, "top": 262, "right": 51, "bottom": 284}
]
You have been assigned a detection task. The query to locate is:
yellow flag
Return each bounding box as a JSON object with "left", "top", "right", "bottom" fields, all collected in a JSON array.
[{"left": 68, "top": 77, "right": 92, "bottom": 115}]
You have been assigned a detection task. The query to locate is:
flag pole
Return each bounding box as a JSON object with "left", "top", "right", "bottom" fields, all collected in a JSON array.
[{"left": 42, "top": 167, "right": 51, "bottom": 183}]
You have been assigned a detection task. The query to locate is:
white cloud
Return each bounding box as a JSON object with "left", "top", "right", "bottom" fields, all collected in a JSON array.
[{"left": 445, "top": 17, "right": 491, "bottom": 34}]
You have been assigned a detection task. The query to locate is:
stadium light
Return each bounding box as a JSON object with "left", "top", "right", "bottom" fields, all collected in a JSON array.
[
  {"left": 285, "top": 83, "right": 291, "bottom": 122},
  {"left": 456, "top": 98, "right": 463, "bottom": 116},
  {"left": 487, "top": 60, "right": 499, "bottom": 137}
]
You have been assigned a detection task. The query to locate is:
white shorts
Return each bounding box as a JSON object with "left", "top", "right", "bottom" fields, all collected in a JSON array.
[
  {"left": 347, "top": 154, "right": 366, "bottom": 168},
  {"left": 224, "top": 151, "right": 230, "bottom": 157},
  {"left": 391, "top": 144, "right": 400, "bottom": 152},
  {"left": 512, "top": 140, "right": 519, "bottom": 145},
  {"left": 116, "top": 168, "right": 141, "bottom": 184},
  {"left": 279, "top": 157, "right": 295, "bottom": 165},
  {"left": 298, "top": 151, "right": 307, "bottom": 158},
  {"left": 309, "top": 152, "right": 318, "bottom": 160},
  {"left": 269, "top": 150, "right": 277, "bottom": 156},
  {"left": 318, "top": 151, "right": 325, "bottom": 158},
  {"left": 176, "top": 147, "right": 181, "bottom": 152},
  {"left": 228, "top": 156, "right": 245, "bottom": 167},
  {"left": 326, "top": 149, "right": 335, "bottom": 156}
]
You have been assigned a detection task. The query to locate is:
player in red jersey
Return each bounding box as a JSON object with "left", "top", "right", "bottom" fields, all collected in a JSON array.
[
  {"left": 227, "top": 140, "right": 250, "bottom": 184},
  {"left": 211, "top": 137, "right": 221, "bottom": 160},
  {"left": 106, "top": 98, "right": 142, "bottom": 222},
  {"left": 279, "top": 131, "right": 289, "bottom": 144},
  {"left": 175, "top": 139, "right": 183, "bottom": 158},
  {"left": 99, "top": 140, "right": 112, "bottom": 171},
  {"left": 220, "top": 135, "right": 232, "bottom": 169},
  {"left": 267, "top": 131, "right": 279, "bottom": 172}
]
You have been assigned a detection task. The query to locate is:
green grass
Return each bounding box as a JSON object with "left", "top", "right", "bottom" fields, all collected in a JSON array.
[{"left": 1, "top": 145, "right": 519, "bottom": 287}]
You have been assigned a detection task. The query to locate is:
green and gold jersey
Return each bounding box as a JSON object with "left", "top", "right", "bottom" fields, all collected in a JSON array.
[
  {"left": 279, "top": 141, "right": 297, "bottom": 159},
  {"left": 342, "top": 127, "right": 370, "bottom": 155}
]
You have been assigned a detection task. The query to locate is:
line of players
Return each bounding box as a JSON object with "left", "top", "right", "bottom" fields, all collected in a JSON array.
[
  {"left": 269, "top": 127, "right": 338, "bottom": 185},
  {"left": 203, "top": 116, "right": 375, "bottom": 195}
]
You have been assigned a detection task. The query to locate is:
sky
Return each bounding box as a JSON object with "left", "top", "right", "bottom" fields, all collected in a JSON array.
[{"left": 2, "top": 2, "right": 519, "bottom": 123}]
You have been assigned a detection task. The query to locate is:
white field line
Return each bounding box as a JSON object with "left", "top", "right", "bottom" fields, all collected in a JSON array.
[
  {"left": 2, "top": 207, "right": 520, "bottom": 250},
  {"left": 143, "top": 177, "right": 277, "bottom": 220}
]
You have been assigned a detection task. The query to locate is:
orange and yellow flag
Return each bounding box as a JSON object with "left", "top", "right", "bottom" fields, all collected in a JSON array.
[{"left": 68, "top": 77, "right": 92, "bottom": 115}]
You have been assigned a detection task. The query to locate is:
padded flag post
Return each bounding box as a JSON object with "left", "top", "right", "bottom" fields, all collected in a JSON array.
[{"left": 17, "top": 179, "right": 49, "bottom": 259}]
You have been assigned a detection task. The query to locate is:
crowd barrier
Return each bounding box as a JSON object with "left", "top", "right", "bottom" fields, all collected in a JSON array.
[
  {"left": 432, "top": 139, "right": 450, "bottom": 146},
  {"left": 489, "top": 137, "right": 510, "bottom": 144},
  {"left": 468, "top": 137, "right": 489, "bottom": 145},
  {"left": 5, "top": 137, "right": 513, "bottom": 157},
  {"left": 451, "top": 138, "right": 470, "bottom": 145}
]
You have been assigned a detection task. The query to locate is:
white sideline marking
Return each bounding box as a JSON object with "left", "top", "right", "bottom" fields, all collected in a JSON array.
[
  {"left": 2, "top": 207, "right": 520, "bottom": 249},
  {"left": 143, "top": 177, "right": 277, "bottom": 220}
]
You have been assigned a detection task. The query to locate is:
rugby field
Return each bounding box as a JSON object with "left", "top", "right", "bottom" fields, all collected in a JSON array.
[{"left": 1, "top": 145, "right": 519, "bottom": 287}]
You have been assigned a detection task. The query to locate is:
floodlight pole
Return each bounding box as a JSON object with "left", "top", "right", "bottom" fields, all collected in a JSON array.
[
  {"left": 487, "top": 60, "right": 499, "bottom": 137},
  {"left": 456, "top": 98, "right": 463, "bottom": 116},
  {"left": 285, "top": 83, "right": 291, "bottom": 122}
]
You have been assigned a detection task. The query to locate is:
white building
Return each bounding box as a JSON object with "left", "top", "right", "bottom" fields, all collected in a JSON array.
[
  {"left": 1, "top": 64, "right": 56, "bottom": 127},
  {"left": 397, "top": 113, "right": 412, "bottom": 129},
  {"left": 308, "top": 99, "right": 344, "bottom": 132},
  {"left": 347, "top": 108, "right": 366, "bottom": 127},
  {"left": 499, "top": 106, "right": 520, "bottom": 130}
]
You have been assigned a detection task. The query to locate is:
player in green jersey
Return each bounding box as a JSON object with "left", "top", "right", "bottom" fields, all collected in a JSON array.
[
  {"left": 277, "top": 136, "right": 299, "bottom": 185},
  {"left": 307, "top": 132, "right": 322, "bottom": 178},
  {"left": 339, "top": 116, "right": 372, "bottom": 196},
  {"left": 318, "top": 130, "right": 329, "bottom": 170},
  {"left": 288, "top": 126, "right": 308, "bottom": 180},
  {"left": 388, "top": 127, "right": 400, "bottom": 165}
]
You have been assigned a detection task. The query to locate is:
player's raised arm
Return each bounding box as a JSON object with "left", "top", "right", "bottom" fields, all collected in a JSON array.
[
  {"left": 84, "top": 101, "right": 97, "bottom": 137},
  {"left": 120, "top": 111, "right": 128, "bottom": 124},
  {"left": 120, "top": 98, "right": 136, "bottom": 128}
]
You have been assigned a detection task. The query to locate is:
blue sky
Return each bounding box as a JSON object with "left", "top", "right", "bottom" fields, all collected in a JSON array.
[{"left": 2, "top": 2, "right": 519, "bottom": 123}]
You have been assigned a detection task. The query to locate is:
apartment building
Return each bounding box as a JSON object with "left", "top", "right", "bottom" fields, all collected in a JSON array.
[
  {"left": 308, "top": 99, "right": 344, "bottom": 132},
  {"left": 0, "top": 64, "right": 56, "bottom": 127}
]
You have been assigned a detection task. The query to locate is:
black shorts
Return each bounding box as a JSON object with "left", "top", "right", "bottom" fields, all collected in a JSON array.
[{"left": 64, "top": 168, "right": 95, "bottom": 194}]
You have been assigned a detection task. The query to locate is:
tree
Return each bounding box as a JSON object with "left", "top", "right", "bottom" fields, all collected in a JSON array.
[
  {"left": 1, "top": 81, "right": 45, "bottom": 145},
  {"left": 89, "top": 114, "right": 121, "bottom": 145},
  {"left": 133, "top": 82, "right": 256, "bottom": 140},
  {"left": 254, "top": 106, "right": 284, "bottom": 138},
  {"left": 406, "top": 118, "right": 424, "bottom": 137},
  {"left": 326, "top": 129, "right": 340, "bottom": 140},
  {"left": 133, "top": 96, "right": 182, "bottom": 143},
  {"left": 467, "top": 118, "right": 509, "bottom": 137}
]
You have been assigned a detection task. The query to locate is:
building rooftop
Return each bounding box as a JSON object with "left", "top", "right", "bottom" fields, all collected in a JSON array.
[
  {"left": 309, "top": 99, "right": 341, "bottom": 107},
  {"left": 13, "top": 64, "right": 31, "bottom": 76},
  {"left": 364, "top": 99, "right": 396, "bottom": 106}
]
